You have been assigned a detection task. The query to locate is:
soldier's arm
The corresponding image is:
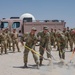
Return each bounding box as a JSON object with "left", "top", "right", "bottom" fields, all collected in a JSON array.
[
  {"left": 23, "top": 32, "right": 29, "bottom": 41},
  {"left": 11, "top": 32, "right": 14, "bottom": 38},
  {"left": 37, "top": 32, "right": 42, "bottom": 41},
  {"left": 34, "top": 36, "right": 39, "bottom": 44},
  {"left": 20, "top": 32, "right": 29, "bottom": 46}
]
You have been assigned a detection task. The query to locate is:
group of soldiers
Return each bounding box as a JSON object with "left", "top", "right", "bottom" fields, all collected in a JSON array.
[
  {"left": 0, "top": 28, "right": 20, "bottom": 54},
  {"left": 0, "top": 26, "right": 75, "bottom": 69},
  {"left": 22, "top": 26, "right": 75, "bottom": 69}
]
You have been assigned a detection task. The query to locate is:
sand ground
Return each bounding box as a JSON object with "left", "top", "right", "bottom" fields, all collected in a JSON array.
[{"left": 0, "top": 43, "right": 75, "bottom": 75}]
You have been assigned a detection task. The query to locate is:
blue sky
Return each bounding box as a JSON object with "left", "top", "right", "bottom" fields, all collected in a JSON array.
[{"left": 0, "top": 0, "right": 75, "bottom": 28}]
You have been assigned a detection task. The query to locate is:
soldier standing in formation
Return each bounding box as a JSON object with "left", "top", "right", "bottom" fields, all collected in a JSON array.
[
  {"left": 72, "top": 29, "right": 75, "bottom": 45},
  {"left": 5, "top": 28, "right": 12, "bottom": 51},
  {"left": 50, "top": 28, "right": 55, "bottom": 47},
  {"left": 64, "top": 27, "right": 73, "bottom": 51},
  {"left": 0, "top": 29, "right": 8, "bottom": 54},
  {"left": 53, "top": 29, "right": 57, "bottom": 48},
  {"left": 11, "top": 29, "right": 20, "bottom": 52},
  {"left": 0, "top": 28, "right": 20, "bottom": 54}
]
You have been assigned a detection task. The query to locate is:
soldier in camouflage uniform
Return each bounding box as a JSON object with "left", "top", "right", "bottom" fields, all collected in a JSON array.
[
  {"left": 69, "top": 29, "right": 73, "bottom": 51},
  {"left": 11, "top": 29, "right": 20, "bottom": 52},
  {"left": 0, "top": 33, "right": 3, "bottom": 54},
  {"left": 23, "top": 27, "right": 39, "bottom": 69},
  {"left": 56, "top": 29, "right": 62, "bottom": 51},
  {"left": 63, "top": 28, "right": 68, "bottom": 49},
  {"left": 65, "top": 27, "right": 73, "bottom": 51},
  {"left": 53, "top": 29, "right": 57, "bottom": 48},
  {"left": 56, "top": 32, "right": 66, "bottom": 60},
  {"left": 50, "top": 28, "right": 55, "bottom": 47},
  {"left": 37, "top": 26, "right": 51, "bottom": 66},
  {"left": 0, "top": 29, "right": 8, "bottom": 54},
  {"left": 5, "top": 28, "right": 11, "bottom": 50},
  {"left": 72, "top": 29, "right": 75, "bottom": 45}
]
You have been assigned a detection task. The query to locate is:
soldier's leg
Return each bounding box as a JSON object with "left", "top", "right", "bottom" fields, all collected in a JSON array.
[
  {"left": 74, "top": 38, "right": 75, "bottom": 45},
  {"left": 51, "top": 39, "right": 54, "bottom": 46},
  {"left": 61, "top": 47, "right": 65, "bottom": 59},
  {"left": 54, "top": 41, "right": 56, "bottom": 48},
  {"left": 39, "top": 46, "right": 44, "bottom": 66},
  {"left": 7, "top": 41, "right": 9, "bottom": 49},
  {"left": 8, "top": 41, "right": 11, "bottom": 50},
  {"left": 4, "top": 41, "right": 7, "bottom": 54},
  {"left": 31, "top": 45, "right": 39, "bottom": 69},
  {"left": 53, "top": 39, "right": 55, "bottom": 48},
  {"left": 66, "top": 40, "right": 68, "bottom": 49},
  {"left": 32, "top": 51, "right": 39, "bottom": 68},
  {"left": 1, "top": 43, "right": 3, "bottom": 54},
  {"left": 57, "top": 42, "right": 60, "bottom": 51},
  {"left": 46, "top": 43, "right": 52, "bottom": 58},
  {"left": 62, "top": 50, "right": 65, "bottom": 59},
  {"left": 12, "top": 41, "right": 15, "bottom": 52},
  {"left": 15, "top": 40, "right": 20, "bottom": 52},
  {"left": 69, "top": 41, "right": 73, "bottom": 51},
  {"left": 59, "top": 47, "right": 62, "bottom": 59},
  {"left": 5, "top": 46, "right": 7, "bottom": 54},
  {"left": 23, "top": 47, "right": 29, "bottom": 67}
]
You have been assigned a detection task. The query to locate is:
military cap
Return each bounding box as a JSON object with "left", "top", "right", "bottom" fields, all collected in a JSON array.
[
  {"left": 43, "top": 26, "right": 48, "bottom": 30},
  {"left": 31, "top": 27, "right": 37, "bottom": 31},
  {"left": 57, "top": 30, "right": 63, "bottom": 35}
]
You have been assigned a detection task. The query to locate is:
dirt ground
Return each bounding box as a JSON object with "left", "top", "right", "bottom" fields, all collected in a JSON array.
[{"left": 0, "top": 43, "right": 75, "bottom": 75}]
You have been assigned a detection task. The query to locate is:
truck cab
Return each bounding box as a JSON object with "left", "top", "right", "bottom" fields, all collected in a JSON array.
[{"left": 0, "top": 18, "right": 23, "bottom": 33}]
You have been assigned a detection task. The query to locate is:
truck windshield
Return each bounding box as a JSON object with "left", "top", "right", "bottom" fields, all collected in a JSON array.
[
  {"left": 0, "top": 22, "right": 8, "bottom": 28},
  {"left": 12, "top": 22, "right": 20, "bottom": 28}
]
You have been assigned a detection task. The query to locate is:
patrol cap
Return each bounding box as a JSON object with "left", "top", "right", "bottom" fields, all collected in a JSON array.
[
  {"left": 43, "top": 26, "right": 48, "bottom": 30},
  {"left": 57, "top": 30, "right": 63, "bottom": 35},
  {"left": 31, "top": 27, "right": 37, "bottom": 31}
]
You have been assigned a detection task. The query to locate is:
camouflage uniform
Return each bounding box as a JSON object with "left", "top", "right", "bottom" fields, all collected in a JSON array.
[
  {"left": 11, "top": 29, "right": 20, "bottom": 52},
  {"left": 0, "top": 34, "right": 3, "bottom": 54},
  {"left": 56, "top": 32, "right": 66, "bottom": 59},
  {"left": 37, "top": 26, "right": 51, "bottom": 65},
  {"left": 18, "top": 30, "right": 23, "bottom": 43},
  {"left": 69, "top": 29, "right": 73, "bottom": 51},
  {"left": 56, "top": 29, "right": 62, "bottom": 51},
  {"left": 50, "top": 28, "right": 55, "bottom": 46},
  {"left": 65, "top": 27, "right": 73, "bottom": 51},
  {"left": 63, "top": 28, "right": 68, "bottom": 49},
  {"left": 53, "top": 29, "right": 57, "bottom": 48},
  {"left": 5, "top": 29, "right": 11, "bottom": 50},
  {"left": 0, "top": 30, "right": 8, "bottom": 54},
  {"left": 72, "top": 29, "right": 75, "bottom": 45},
  {"left": 65, "top": 30, "right": 73, "bottom": 51},
  {"left": 23, "top": 27, "right": 39, "bottom": 68}
]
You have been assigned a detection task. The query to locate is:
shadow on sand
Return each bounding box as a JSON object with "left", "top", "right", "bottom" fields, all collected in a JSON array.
[{"left": 13, "top": 64, "right": 40, "bottom": 69}]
